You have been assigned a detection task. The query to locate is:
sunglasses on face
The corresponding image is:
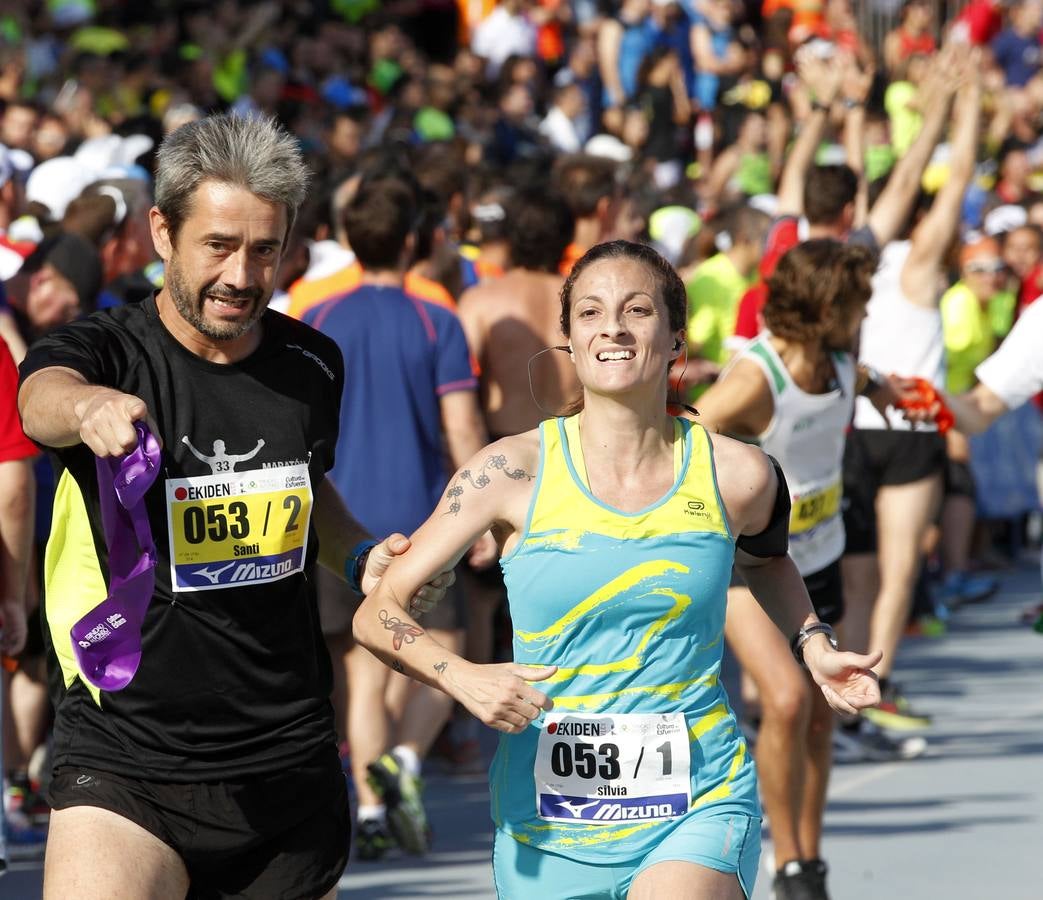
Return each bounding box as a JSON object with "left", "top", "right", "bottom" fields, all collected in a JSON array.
[{"left": 965, "top": 260, "right": 1006, "bottom": 274}]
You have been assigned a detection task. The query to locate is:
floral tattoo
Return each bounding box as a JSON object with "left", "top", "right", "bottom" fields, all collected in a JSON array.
[
  {"left": 443, "top": 454, "right": 534, "bottom": 516},
  {"left": 379, "top": 608, "right": 424, "bottom": 651}
]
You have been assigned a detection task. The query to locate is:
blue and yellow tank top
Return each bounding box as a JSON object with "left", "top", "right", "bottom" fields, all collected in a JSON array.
[{"left": 491, "top": 415, "right": 759, "bottom": 863}]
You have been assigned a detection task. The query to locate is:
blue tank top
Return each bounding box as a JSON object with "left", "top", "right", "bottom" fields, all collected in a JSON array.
[{"left": 490, "top": 415, "right": 759, "bottom": 863}]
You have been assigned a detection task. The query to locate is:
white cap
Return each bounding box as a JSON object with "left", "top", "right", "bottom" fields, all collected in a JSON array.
[
  {"left": 747, "top": 193, "right": 779, "bottom": 218},
  {"left": 7, "top": 148, "right": 34, "bottom": 178},
  {"left": 26, "top": 156, "right": 94, "bottom": 220},
  {"left": 983, "top": 204, "right": 1028, "bottom": 237},
  {"left": 73, "top": 135, "right": 124, "bottom": 174},
  {"left": 584, "top": 133, "right": 631, "bottom": 163},
  {"left": 649, "top": 205, "right": 701, "bottom": 265},
  {"left": 0, "top": 145, "right": 12, "bottom": 189},
  {"left": 74, "top": 133, "right": 154, "bottom": 178}
]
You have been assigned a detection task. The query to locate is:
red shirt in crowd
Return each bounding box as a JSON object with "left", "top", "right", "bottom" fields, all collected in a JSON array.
[
  {"left": 0, "top": 340, "right": 37, "bottom": 464},
  {"left": 732, "top": 216, "right": 800, "bottom": 341}
]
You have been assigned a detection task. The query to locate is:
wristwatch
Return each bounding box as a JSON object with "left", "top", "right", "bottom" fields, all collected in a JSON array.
[
  {"left": 345, "top": 539, "right": 378, "bottom": 593},
  {"left": 790, "top": 622, "right": 838, "bottom": 667}
]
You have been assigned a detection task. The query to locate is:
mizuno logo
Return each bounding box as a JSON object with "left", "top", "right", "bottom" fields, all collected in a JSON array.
[
  {"left": 191, "top": 561, "right": 237, "bottom": 584},
  {"left": 591, "top": 802, "right": 674, "bottom": 821},
  {"left": 556, "top": 799, "right": 600, "bottom": 818}
]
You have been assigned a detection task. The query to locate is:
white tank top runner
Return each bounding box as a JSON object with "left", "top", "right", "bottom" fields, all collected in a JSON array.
[
  {"left": 738, "top": 335, "right": 856, "bottom": 576},
  {"left": 853, "top": 240, "right": 945, "bottom": 431}
]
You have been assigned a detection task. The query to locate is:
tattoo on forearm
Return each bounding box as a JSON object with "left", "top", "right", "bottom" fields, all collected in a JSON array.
[
  {"left": 443, "top": 454, "right": 534, "bottom": 516},
  {"left": 378, "top": 608, "right": 424, "bottom": 651},
  {"left": 433, "top": 661, "right": 448, "bottom": 675},
  {"left": 392, "top": 660, "right": 405, "bottom": 674}
]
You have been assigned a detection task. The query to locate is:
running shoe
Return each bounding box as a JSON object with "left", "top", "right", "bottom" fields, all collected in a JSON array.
[
  {"left": 5, "top": 776, "right": 50, "bottom": 828},
  {"left": 832, "top": 718, "right": 927, "bottom": 763},
  {"left": 366, "top": 751, "right": 431, "bottom": 855},
  {"left": 804, "top": 858, "right": 831, "bottom": 899},
  {"left": 933, "top": 570, "right": 998, "bottom": 608},
  {"left": 772, "top": 859, "right": 821, "bottom": 900},
  {"left": 862, "top": 682, "right": 931, "bottom": 731},
  {"left": 354, "top": 817, "right": 393, "bottom": 861},
  {"left": 905, "top": 614, "right": 947, "bottom": 638}
]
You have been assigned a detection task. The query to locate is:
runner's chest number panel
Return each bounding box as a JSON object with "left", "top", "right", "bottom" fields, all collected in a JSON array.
[
  {"left": 534, "top": 712, "right": 690, "bottom": 824},
  {"left": 789, "top": 478, "right": 841, "bottom": 535},
  {"left": 166, "top": 464, "right": 312, "bottom": 591}
]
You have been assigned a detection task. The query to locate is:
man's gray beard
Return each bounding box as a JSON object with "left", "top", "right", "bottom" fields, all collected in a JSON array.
[{"left": 167, "top": 261, "right": 264, "bottom": 341}]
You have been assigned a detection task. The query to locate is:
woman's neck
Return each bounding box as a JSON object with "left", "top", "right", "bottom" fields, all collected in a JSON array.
[
  {"left": 577, "top": 391, "right": 674, "bottom": 471},
  {"left": 770, "top": 335, "right": 834, "bottom": 393}
]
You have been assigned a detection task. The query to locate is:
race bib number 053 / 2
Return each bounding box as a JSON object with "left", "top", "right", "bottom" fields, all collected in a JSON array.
[
  {"left": 534, "top": 712, "right": 690, "bottom": 825},
  {"left": 166, "top": 464, "right": 312, "bottom": 592}
]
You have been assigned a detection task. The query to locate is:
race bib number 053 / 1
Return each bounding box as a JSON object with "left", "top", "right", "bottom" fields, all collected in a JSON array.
[
  {"left": 166, "top": 464, "right": 312, "bottom": 592},
  {"left": 534, "top": 712, "right": 690, "bottom": 825}
]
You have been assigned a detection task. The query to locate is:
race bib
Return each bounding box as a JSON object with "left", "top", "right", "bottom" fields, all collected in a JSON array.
[
  {"left": 790, "top": 479, "right": 841, "bottom": 536},
  {"left": 534, "top": 712, "right": 690, "bottom": 825},
  {"left": 166, "top": 464, "right": 312, "bottom": 591}
]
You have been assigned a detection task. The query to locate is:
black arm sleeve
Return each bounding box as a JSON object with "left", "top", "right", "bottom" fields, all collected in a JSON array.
[{"left": 735, "top": 455, "right": 791, "bottom": 559}]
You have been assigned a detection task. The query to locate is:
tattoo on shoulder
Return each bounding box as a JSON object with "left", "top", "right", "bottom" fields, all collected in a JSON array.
[
  {"left": 433, "top": 661, "right": 448, "bottom": 675},
  {"left": 378, "top": 608, "right": 425, "bottom": 651},
  {"left": 443, "top": 454, "right": 534, "bottom": 516}
]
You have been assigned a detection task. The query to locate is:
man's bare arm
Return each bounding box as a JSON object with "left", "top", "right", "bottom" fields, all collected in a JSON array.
[
  {"left": 776, "top": 53, "right": 844, "bottom": 217},
  {"left": 947, "top": 383, "right": 1009, "bottom": 435},
  {"left": 0, "top": 458, "right": 34, "bottom": 654},
  {"left": 440, "top": 390, "right": 489, "bottom": 472},
  {"left": 866, "top": 46, "right": 960, "bottom": 246},
  {"left": 902, "top": 56, "right": 981, "bottom": 306},
  {"left": 19, "top": 367, "right": 157, "bottom": 456}
]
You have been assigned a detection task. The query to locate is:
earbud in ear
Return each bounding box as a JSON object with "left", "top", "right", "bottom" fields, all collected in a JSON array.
[{"left": 673, "top": 340, "right": 684, "bottom": 351}]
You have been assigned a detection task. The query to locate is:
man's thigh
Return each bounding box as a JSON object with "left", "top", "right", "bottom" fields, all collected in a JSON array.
[
  {"left": 47, "top": 758, "right": 350, "bottom": 900},
  {"left": 44, "top": 805, "right": 189, "bottom": 900}
]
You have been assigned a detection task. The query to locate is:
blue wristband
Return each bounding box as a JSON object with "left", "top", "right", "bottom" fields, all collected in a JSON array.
[{"left": 346, "top": 539, "right": 378, "bottom": 593}]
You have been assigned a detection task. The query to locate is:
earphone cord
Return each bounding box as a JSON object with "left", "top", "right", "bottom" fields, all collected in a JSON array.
[
  {"left": 669, "top": 343, "right": 699, "bottom": 417},
  {"left": 526, "top": 346, "right": 574, "bottom": 418}
]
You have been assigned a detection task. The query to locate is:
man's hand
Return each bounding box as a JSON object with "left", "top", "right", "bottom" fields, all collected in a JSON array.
[
  {"left": 865, "top": 372, "right": 905, "bottom": 423},
  {"left": 795, "top": 46, "right": 846, "bottom": 107},
  {"left": 0, "top": 597, "right": 28, "bottom": 656},
  {"left": 841, "top": 56, "right": 874, "bottom": 106},
  {"left": 76, "top": 388, "right": 160, "bottom": 457},
  {"left": 361, "top": 533, "right": 456, "bottom": 616}
]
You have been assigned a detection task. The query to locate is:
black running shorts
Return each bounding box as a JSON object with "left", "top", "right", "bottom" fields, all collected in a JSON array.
[
  {"left": 48, "top": 752, "right": 350, "bottom": 899},
  {"left": 730, "top": 559, "right": 844, "bottom": 625},
  {"left": 841, "top": 429, "right": 946, "bottom": 555},
  {"left": 801, "top": 558, "right": 844, "bottom": 625}
]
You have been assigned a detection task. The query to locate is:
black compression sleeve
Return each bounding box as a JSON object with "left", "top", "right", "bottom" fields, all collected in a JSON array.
[{"left": 735, "top": 455, "right": 791, "bottom": 559}]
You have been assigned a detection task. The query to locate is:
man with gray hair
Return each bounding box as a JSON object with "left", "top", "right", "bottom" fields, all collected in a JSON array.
[{"left": 16, "top": 113, "right": 447, "bottom": 899}]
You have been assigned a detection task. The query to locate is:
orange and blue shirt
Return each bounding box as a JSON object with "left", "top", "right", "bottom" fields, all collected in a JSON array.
[{"left": 305, "top": 284, "right": 477, "bottom": 537}]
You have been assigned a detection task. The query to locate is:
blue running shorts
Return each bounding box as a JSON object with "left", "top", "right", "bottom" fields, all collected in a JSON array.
[{"left": 492, "top": 812, "right": 761, "bottom": 899}]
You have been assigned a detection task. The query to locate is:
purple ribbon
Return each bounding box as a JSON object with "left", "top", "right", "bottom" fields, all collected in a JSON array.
[{"left": 70, "top": 423, "right": 161, "bottom": 692}]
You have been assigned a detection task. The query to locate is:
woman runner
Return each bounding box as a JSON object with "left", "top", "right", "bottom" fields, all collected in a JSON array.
[{"left": 353, "top": 240, "right": 881, "bottom": 899}]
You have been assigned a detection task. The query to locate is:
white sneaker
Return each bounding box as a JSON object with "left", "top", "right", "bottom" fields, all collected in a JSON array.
[{"left": 833, "top": 718, "right": 928, "bottom": 763}]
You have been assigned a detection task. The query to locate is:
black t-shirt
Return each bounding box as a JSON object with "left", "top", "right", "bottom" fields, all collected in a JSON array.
[{"left": 20, "top": 296, "right": 346, "bottom": 781}]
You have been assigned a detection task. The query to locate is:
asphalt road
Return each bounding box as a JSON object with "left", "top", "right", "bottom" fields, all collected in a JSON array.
[{"left": 3, "top": 562, "right": 1041, "bottom": 899}]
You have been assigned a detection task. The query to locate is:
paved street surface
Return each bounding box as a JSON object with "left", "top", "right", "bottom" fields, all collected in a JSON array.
[{"left": 2, "top": 563, "right": 1040, "bottom": 899}]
